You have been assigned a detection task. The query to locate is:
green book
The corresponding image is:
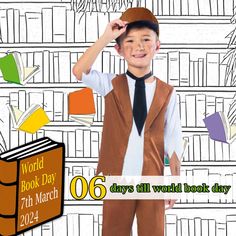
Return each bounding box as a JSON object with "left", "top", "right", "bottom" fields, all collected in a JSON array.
[{"left": 0, "top": 52, "right": 40, "bottom": 85}]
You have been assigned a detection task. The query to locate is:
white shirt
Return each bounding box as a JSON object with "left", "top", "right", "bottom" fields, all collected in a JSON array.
[{"left": 82, "top": 70, "right": 183, "bottom": 175}]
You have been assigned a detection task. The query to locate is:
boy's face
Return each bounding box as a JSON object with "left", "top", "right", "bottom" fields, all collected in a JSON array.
[{"left": 115, "top": 27, "right": 160, "bottom": 71}]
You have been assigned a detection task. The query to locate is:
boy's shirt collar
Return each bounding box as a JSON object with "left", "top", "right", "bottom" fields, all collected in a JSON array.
[{"left": 126, "top": 73, "right": 156, "bottom": 85}]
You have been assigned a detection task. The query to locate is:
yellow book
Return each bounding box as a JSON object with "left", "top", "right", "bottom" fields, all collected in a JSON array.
[{"left": 8, "top": 104, "right": 50, "bottom": 134}]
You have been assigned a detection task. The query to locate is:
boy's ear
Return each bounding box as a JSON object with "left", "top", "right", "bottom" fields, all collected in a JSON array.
[
  {"left": 114, "top": 44, "right": 123, "bottom": 56},
  {"left": 155, "top": 40, "right": 160, "bottom": 52}
]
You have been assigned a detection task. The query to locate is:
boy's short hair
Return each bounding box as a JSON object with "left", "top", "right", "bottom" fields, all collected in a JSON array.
[{"left": 115, "top": 20, "right": 159, "bottom": 46}]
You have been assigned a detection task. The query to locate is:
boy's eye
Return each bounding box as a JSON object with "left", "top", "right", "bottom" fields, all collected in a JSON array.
[
  {"left": 126, "top": 40, "right": 133, "bottom": 43},
  {"left": 144, "top": 38, "right": 150, "bottom": 41}
]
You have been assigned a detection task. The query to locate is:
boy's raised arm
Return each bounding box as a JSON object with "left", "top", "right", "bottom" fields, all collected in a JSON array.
[{"left": 72, "top": 19, "right": 127, "bottom": 81}]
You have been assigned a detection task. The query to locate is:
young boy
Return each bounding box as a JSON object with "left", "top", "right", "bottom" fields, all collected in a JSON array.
[{"left": 73, "top": 7, "right": 183, "bottom": 236}]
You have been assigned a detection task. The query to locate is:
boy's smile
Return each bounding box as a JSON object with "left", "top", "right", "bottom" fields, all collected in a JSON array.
[{"left": 115, "top": 27, "right": 160, "bottom": 75}]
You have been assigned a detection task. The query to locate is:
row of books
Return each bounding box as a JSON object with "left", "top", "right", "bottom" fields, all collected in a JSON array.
[
  {"left": 165, "top": 214, "right": 236, "bottom": 236},
  {"left": 178, "top": 93, "right": 235, "bottom": 128},
  {"left": 101, "top": 51, "right": 229, "bottom": 87},
  {"left": 182, "top": 133, "right": 236, "bottom": 162},
  {"left": 102, "top": 51, "right": 231, "bottom": 87},
  {"left": 0, "top": 51, "right": 80, "bottom": 84},
  {"left": 0, "top": 50, "right": 231, "bottom": 86},
  {"left": 7, "top": 89, "right": 235, "bottom": 128},
  {"left": 19, "top": 213, "right": 100, "bottom": 236},
  {"left": 0, "top": 0, "right": 235, "bottom": 44},
  {"left": 153, "top": 52, "right": 230, "bottom": 87},
  {"left": 133, "top": 0, "right": 235, "bottom": 16},
  {"left": 7, "top": 127, "right": 236, "bottom": 162},
  {"left": 179, "top": 168, "right": 236, "bottom": 204},
  {"left": 0, "top": 8, "right": 111, "bottom": 44},
  {"left": 10, "top": 129, "right": 102, "bottom": 158},
  {"left": 8, "top": 90, "right": 104, "bottom": 123}
]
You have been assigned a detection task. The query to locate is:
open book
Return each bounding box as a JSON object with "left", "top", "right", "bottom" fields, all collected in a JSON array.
[
  {"left": 8, "top": 104, "right": 50, "bottom": 134},
  {"left": 203, "top": 111, "right": 236, "bottom": 143},
  {"left": 68, "top": 88, "right": 96, "bottom": 127},
  {"left": 0, "top": 52, "right": 40, "bottom": 85}
]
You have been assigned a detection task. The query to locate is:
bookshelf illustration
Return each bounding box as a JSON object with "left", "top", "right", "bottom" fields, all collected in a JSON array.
[{"left": 0, "top": 0, "right": 236, "bottom": 236}]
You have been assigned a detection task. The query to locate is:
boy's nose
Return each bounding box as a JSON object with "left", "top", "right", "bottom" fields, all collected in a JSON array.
[{"left": 136, "top": 41, "right": 144, "bottom": 50}]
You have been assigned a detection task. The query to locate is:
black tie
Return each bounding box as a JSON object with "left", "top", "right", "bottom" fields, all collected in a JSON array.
[{"left": 126, "top": 70, "right": 153, "bottom": 136}]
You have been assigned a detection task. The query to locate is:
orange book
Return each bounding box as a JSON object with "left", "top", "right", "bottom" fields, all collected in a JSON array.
[
  {"left": 68, "top": 88, "right": 96, "bottom": 126},
  {"left": 0, "top": 137, "right": 65, "bottom": 235}
]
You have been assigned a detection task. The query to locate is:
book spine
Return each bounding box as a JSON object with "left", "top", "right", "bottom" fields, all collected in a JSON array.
[
  {"left": 52, "top": 6, "right": 66, "bottom": 43},
  {"left": 66, "top": 9, "right": 75, "bottom": 43},
  {"left": 42, "top": 8, "right": 53, "bottom": 43},
  {"left": 0, "top": 9, "right": 8, "bottom": 43},
  {"left": 179, "top": 52, "right": 190, "bottom": 86},
  {"left": 53, "top": 215, "right": 67, "bottom": 235},
  {"left": 43, "top": 50, "right": 50, "bottom": 83},
  {"left": 14, "top": 9, "right": 20, "bottom": 43},
  {"left": 75, "top": 12, "right": 86, "bottom": 43},
  {"left": 7, "top": 9, "right": 14, "bottom": 44},
  {"left": 0, "top": 184, "right": 17, "bottom": 215},
  {"left": 0, "top": 160, "right": 18, "bottom": 235},
  {"left": 67, "top": 213, "right": 79, "bottom": 236},
  {"left": 19, "top": 14, "right": 26, "bottom": 43}
]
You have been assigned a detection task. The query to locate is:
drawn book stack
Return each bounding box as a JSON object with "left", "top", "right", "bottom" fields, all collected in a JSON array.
[
  {"left": 0, "top": 52, "right": 40, "bottom": 85},
  {"left": 68, "top": 88, "right": 96, "bottom": 126},
  {"left": 0, "top": 137, "right": 65, "bottom": 235}
]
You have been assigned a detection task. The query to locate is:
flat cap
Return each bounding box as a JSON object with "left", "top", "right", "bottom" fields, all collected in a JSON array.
[{"left": 120, "top": 7, "right": 159, "bottom": 36}]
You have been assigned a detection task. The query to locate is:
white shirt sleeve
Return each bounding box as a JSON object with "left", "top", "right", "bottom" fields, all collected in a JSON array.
[
  {"left": 81, "top": 69, "right": 116, "bottom": 96},
  {"left": 164, "top": 88, "right": 183, "bottom": 161}
]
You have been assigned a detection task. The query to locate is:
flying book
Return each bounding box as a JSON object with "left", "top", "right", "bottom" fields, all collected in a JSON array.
[
  {"left": 0, "top": 52, "right": 40, "bottom": 85},
  {"left": 0, "top": 137, "right": 65, "bottom": 235},
  {"left": 8, "top": 104, "right": 50, "bottom": 134},
  {"left": 68, "top": 88, "right": 96, "bottom": 127},
  {"left": 203, "top": 111, "right": 236, "bottom": 143}
]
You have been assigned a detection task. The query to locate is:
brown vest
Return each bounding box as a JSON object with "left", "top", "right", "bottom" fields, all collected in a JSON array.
[{"left": 97, "top": 74, "right": 173, "bottom": 176}]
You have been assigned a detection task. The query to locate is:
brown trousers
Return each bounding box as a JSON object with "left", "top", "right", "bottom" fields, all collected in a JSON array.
[{"left": 102, "top": 199, "right": 165, "bottom": 236}]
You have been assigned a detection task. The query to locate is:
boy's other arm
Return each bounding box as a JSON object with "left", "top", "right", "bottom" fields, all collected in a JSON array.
[
  {"left": 164, "top": 89, "right": 183, "bottom": 210},
  {"left": 72, "top": 19, "right": 127, "bottom": 81},
  {"left": 165, "top": 152, "right": 181, "bottom": 210}
]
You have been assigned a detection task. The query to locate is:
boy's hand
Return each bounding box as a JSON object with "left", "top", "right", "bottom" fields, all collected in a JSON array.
[
  {"left": 102, "top": 19, "right": 128, "bottom": 42},
  {"left": 165, "top": 199, "right": 177, "bottom": 210}
]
